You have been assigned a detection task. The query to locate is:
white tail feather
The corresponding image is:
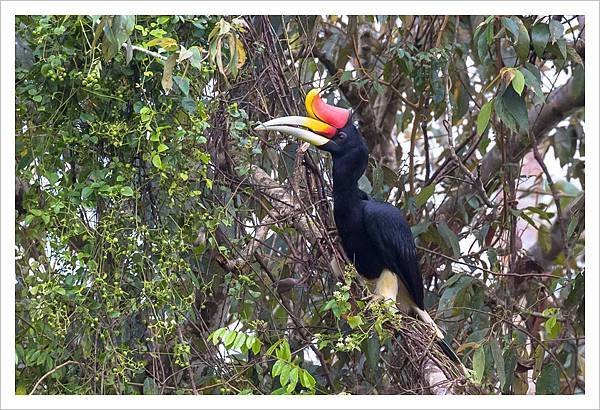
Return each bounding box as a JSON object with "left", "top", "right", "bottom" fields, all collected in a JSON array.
[{"left": 414, "top": 307, "right": 445, "bottom": 340}]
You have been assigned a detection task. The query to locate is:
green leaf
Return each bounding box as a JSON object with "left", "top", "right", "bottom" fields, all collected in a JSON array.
[
  {"left": 252, "top": 338, "right": 261, "bottom": 355},
  {"left": 494, "top": 93, "right": 517, "bottom": 132},
  {"left": 567, "top": 215, "right": 579, "bottom": 239},
  {"left": 157, "top": 16, "right": 170, "bottom": 25},
  {"left": 279, "top": 363, "right": 291, "bottom": 386},
  {"left": 534, "top": 344, "right": 545, "bottom": 379},
  {"left": 473, "top": 345, "right": 486, "bottom": 384},
  {"left": 430, "top": 65, "right": 445, "bottom": 104},
  {"left": 476, "top": 101, "right": 494, "bottom": 135},
  {"left": 120, "top": 186, "right": 134, "bottom": 197},
  {"left": 502, "top": 87, "right": 529, "bottom": 132},
  {"left": 157, "top": 143, "right": 169, "bottom": 153},
  {"left": 490, "top": 338, "right": 506, "bottom": 389},
  {"left": 81, "top": 186, "right": 93, "bottom": 200},
  {"left": 152, "top": 154, "right": 163, "bottom": 169},
  {"left": 340, "top": 70, "right": 353, "bottom": 83},
  {"left": 502, "top": 347, "right": 518, "bottom": 393},
  {"left": 511, "top": 16, "right": 530, "bottom": 62},
  {"left": 411, "top": 222, "right": 431, "bottom": 238},
  {"left": 549, "top": 19, "right": 564, "bottom": 43},
  {"left": 188, "top": 46, "right": 204, "bottom": 70},
  {"left": 519, "top": 67, "right": 544, "bottom": 104},
  {"left": 536, "top": 362, "right": 560, "bottom": 394},
  {"left": 437, "top": 221, "right": 460, "bottom": 257},
  {"left": 299, "top": 369, "right": 316, "bottom": 390},
  {"left": 544, "top": 316, "right": 560, "bottom": 339},
  {"left": 224, "top": 330, "right": 236, "bottom": 347},
  {"left": 362, "top": 334, "right": 380, "bottom": 375},
  {"left": 439, "top": 275, "right": 475, "bottom": 314},
  {"left": 143, "top": 377, "right": 159, "bottom": 394},
  {"left": 501, "top": 17, "right": 519, "bottom": 41},
  {"left": 476, "top": 27, "right": 489, "bottom": 62},
  {"left": 538, "top": 224, "right": 552, "bottom": 253},
  {"left": 245, "top": 335, "right": 255, "bottom": 350},
  {"left": 232, "top": 332, "right": 246, "bottom": 350},
  {"left": 279, "top": 340, "right": 291, "bottom": 362},
  {"left": 287, "top": 367, "right": 299, "bottom": 393},
  {"left": 415, "top": 184, "right": 435, "bottom": 208},
  {"left": 347, "top": 315, "right": 364, "bottom": 329},
  {"left": 511, "top": 70, "right": 525, "bottom": 96},
  {"left": 173, "top": 75, "right": 190, "bottom": 96},
  {"left": 556, "top": 38, "right": 567, "bottom": 60},
  {"left": 272, "top": 359, "right": 283, "bottom": 377},
  {"left": 180, "top": 96, "right": 197, "bottom": 113},
  {"left": 102, "top": 15, "right": 135, "bottom": 61},
  {"left": 531, "top": 23, "right": 550, "bottom": 57},
  {"left": 210, "top": 327, "right": 226, "bottom": 344}
]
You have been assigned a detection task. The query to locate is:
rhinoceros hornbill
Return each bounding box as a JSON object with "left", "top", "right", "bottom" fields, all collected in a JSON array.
[{"left": 255, "top": 89, "right": 460, "bottom": 363}]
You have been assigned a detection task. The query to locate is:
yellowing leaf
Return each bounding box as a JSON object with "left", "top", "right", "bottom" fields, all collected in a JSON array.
[
  {"left": 146, "top": 37, "right": 178, "bottom": 51},
  {"left": 161, "top": 54, "right": 177, "bottom": 93},
  {"left": 512, "top": 70, "right": 525, "bottom": 96},
  {"left": 235, "top": 37, "right": 246, "bottom": 69}
]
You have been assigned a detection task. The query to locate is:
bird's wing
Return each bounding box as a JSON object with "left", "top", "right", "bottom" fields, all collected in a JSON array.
[{"left": 362, "top": 200, "right": 424, "bottom": 309}]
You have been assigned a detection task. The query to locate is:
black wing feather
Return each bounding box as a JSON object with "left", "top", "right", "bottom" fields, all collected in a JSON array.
[{"left": 362, "top": 200, "right": 424, "bottom": 309}]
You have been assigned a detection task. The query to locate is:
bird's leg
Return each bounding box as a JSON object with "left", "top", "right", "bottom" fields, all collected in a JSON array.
[
  {"left": 362, "top": 292, "right": 386, "bottom": 309},
  {"left": 362, "top": 292, "right": 399, "bottom": 314},
  {"left": 364, "top": 269, "right": 399, "bottom": 312}
]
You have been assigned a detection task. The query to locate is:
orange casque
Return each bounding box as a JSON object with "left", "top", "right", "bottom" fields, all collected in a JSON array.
[{"left": 305, "top": 88, "right": 351, "bottom": 130}]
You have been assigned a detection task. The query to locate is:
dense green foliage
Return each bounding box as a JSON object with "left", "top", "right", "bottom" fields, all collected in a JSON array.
[{"left": 15, "top": 15, "right": 584, "bottom": 395}]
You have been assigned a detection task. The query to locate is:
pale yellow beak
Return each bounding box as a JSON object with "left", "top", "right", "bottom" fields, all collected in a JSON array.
[{"left": 254, "top": 115, "right": 336, "bottom": 147}]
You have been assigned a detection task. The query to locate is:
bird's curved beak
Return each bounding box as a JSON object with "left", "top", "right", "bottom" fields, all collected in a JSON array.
[
  {"left": 254, "top": 88, "right": 351, "bottom": 147},
  {"left": 254, "top": 115, "right": 335, "bottom": 146}
]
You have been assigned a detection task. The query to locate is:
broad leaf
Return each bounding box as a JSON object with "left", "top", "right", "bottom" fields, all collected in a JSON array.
[
  {"left": 549, "top": 19, "right": 564, "bottom": 43},
  {"left": 437, "top": 221, "right": 460, "bottom": 257},
  {"left": 477, "top": 100, "right": 494, "bottom": 135},
  {"left": 502, "top": 87, "right": 529, "bottom": 132},
  {"left": 415, "top": 184, "right": 435, "bottom": 208},
  {"left": 161, "top": 54, "right": 177, "bottom": 93},
  {"left": 536, "top": 362, "right": 560, "bottom": 394},
  {"left": 512, "top": 69, "right": 525, "bottom": 95},
  {"left": 511, "top": 16, "right": 530, "bottom": 62},
  {"left": 531, "top": 23, "right": 550, "bottom": 57},
  {"left": 473, "top": 346, "right": 486, "bottom": 384}
]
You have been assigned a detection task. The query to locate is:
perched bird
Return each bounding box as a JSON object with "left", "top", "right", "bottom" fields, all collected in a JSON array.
[{"left": 255, "top": 89, "right": 459, "bottom": 363}]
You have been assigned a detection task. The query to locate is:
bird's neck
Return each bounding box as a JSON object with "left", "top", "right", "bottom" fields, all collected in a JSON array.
[{"left": 332, "top": 152, "right": 367, "bottom": 210}]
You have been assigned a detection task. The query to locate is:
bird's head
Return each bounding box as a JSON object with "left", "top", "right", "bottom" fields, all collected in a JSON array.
[{"left": 254, "top": 88, "right": 366, "bottom": 159}]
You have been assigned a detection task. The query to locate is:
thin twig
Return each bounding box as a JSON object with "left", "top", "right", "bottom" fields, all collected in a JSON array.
[{"left": 30, "top": 361, "right": 81, "bottom": 394}]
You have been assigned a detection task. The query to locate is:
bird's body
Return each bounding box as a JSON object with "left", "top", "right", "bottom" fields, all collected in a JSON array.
[
  {"left": 328, "top": 121, "right": 431, "bottom": 326},
  {"left": 256, "top": 88, "right": 460, "bottom": 363}
]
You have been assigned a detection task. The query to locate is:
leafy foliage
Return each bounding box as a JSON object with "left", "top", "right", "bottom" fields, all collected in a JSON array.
[{"left": 15, "top": 14, "right": 585, "bottom": 395}]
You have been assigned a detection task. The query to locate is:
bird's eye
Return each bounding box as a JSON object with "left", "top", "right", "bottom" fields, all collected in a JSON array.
[{"left": 338, "top": 131, "right": 347, "bottom": 140}]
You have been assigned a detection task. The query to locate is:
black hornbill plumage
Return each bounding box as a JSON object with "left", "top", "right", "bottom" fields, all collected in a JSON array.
[{"left": 255, "top": 89, "right": 460, "bottom": 364}]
